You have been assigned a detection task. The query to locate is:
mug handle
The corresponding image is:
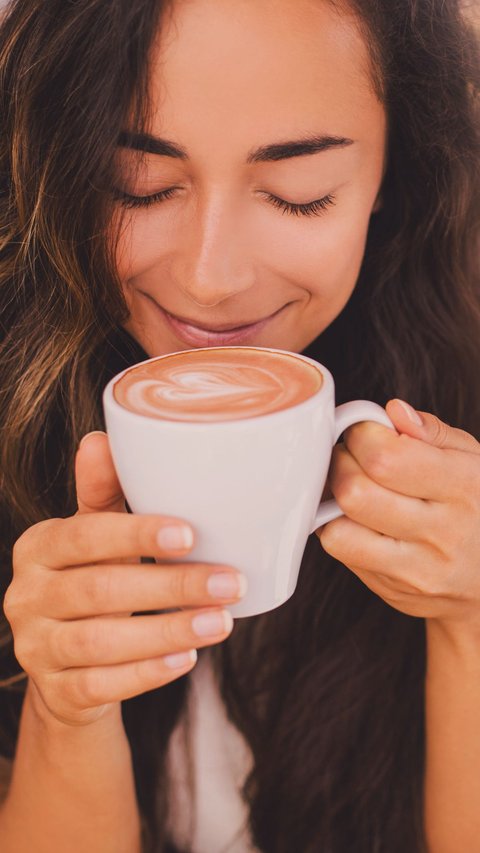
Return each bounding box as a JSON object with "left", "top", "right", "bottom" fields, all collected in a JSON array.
[{"left": 310, "top": 400, "right": 396, "bottom": 531}]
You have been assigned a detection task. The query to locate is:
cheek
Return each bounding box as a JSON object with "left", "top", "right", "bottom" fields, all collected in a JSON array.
[
  {"left": 115, "top": 211, "right": 172, "bottom": 282},
  {"left": 269, "top": 206, "right": 372, "bottom": 303}
]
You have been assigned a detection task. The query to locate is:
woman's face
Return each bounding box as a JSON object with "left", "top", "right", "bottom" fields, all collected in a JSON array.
[{"left": 116, "top": 0, "right": 387, "bottom": 357}]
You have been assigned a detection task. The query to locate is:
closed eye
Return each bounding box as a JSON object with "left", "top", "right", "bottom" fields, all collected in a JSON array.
[
  {"left": 113, "top": 186, "right": 180, "bottom": 209},
  {"left": 113, "top": 187, "right": 336, "bottom": 217},
  {"left": 261, "top": 192, "right": 336, "bottom": 217}
]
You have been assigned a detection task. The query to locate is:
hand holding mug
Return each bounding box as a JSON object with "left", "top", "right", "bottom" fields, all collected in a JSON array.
[
  {"left": 318, "top": 401, "right": 480, "bottom": 639},
  {"left": 3, "top": 433, "right": 244, "bottom": 727}
]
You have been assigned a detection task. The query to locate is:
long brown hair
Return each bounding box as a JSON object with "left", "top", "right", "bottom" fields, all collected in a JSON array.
[{"left": 0, "top": 1, "right": 479, "bottom": 851}]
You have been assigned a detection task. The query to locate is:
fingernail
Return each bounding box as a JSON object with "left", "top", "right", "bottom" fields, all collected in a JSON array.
[
  {"left": 192, "top": 610, "right": 233, "bottom": 637},
  {"left": 207, "top": 572, "right": 248, "bottom": 600},
  {"left": 157, "top": 524, "right": 194, "bottom": 552},
  {"left": 395, "top": 399, "right": 423, "bottom": 426},
  {"left": 163, "top": 649, "right": 198, "bottom": 670},
  {"left": 79, "top": 430, "right": 107, "bottom": 449}
]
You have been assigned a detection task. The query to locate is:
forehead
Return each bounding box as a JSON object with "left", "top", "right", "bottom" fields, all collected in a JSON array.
[{"left": 148, "top": 0, "right": 384, "bottom": 158}]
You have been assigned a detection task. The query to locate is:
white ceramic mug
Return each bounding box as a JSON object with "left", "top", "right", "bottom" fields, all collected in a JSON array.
[{"left": 103, "top": 347, "right": 394, "bottom": 618}]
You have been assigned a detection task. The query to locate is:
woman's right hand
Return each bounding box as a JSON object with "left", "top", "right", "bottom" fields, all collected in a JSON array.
[{"left": 3, "top": 431, "right": 245, "bottom": 727}]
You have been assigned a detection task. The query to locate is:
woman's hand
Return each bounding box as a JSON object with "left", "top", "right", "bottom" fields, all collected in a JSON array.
[
  {"left": 4, "top": 432, "right": 245, "bottom": 728},
  {"left": 317, "top": 399, "right": 480, "bottom": 635}
]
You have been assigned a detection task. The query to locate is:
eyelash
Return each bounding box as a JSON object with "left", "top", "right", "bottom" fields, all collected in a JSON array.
[
  {"left": 266, "top": 192, "right": 335, "bottom": 217},
  {"left": 114, "top": 187, "right": 336, "bottom": 218}
]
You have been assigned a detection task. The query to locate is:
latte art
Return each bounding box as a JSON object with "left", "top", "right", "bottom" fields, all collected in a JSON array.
[{"left": 114, "top": 348, "right": 322, "bottom": 422}]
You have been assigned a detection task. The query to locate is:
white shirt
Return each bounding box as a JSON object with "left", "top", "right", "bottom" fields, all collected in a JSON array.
[{"left": 165, "top": 650, "right": 260, "bottom": 853}]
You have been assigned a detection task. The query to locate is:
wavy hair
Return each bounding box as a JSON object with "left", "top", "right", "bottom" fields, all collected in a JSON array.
[{"left": 0, "top": 1, "right": 479, "bottom": 851}]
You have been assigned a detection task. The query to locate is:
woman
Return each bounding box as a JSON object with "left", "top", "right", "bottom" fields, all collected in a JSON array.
[{"left": 0, "top": 0, "right": 479, "bottom": 851}]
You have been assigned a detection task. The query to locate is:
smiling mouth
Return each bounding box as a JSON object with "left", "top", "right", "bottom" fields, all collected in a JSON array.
[
  {"left": 162, "top": 303, "right": 288, "bottom": 331},
  {"left": 141, "top": 290, "right": 289, "bottom": 331}
]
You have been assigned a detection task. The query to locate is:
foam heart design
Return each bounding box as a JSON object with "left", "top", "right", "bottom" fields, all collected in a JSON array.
[
  {"left": 147, "top": 366, "right": 278, "bottom": 402},
  {"left": 113, "top": 349, "right": 323, "bottom": 422}
]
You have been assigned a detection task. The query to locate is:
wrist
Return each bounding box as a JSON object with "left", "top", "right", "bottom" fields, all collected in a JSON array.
[
  {"left": 426, "top": 618, "right": 480, "bottom": 671},
  {"left": 25, "top": 679, "right": 126, "bottom": 743}
]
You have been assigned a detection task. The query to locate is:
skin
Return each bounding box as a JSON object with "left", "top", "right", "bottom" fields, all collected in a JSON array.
[
  {"left": 2, "top": 1, "right": 480, "bottom": 850},
  {"left": 116, "top": 0, "right": 386, "bottom": 355}
]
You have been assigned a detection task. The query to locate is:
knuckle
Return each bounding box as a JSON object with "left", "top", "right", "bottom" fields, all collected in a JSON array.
[
  {"left": 53, "top": 624, "right": 79, "bottom": 667},
  {"left": 363, "top": 449, "right": 393, "bottom": 483},
  {"left": 124, "top": 516, "right": 143, "bottom": 558},
  {"left": 335, "top": 475, "right": 367, "bottom": 514},
  {"left": 2, "top": 583, "right": 19, "bottom": 623},
  {"left": 3, "top": 576, "right": 43, "bottom": 625},
  {"left": 11, "top": 535, "right": 29, "bottom": 569},
  {"left": 405, "top": 572, "right": 444, "bottom": 598},
  {"left": 162, "top": 612, "right": 186, "bottom": 651},
  {"left": 74, "top": 668, "right": 104, "bottom": 708},
  {"left": 170, "top": 568, "right": 191, "bottom": 604},
  {"left": 16, "top": 517, "right": 74, "bottom": 570},
  {"left": 60, "top": 674, "right": 85, "bottom": 711},
  {"left": 61, "top": 516, "right": 88, "bottom": 560},
  {"left": 115, "top": 514, "right": 157, "bottom": 563},
  {"left": 429, "top": 416, "right": 449, "bottom": 448},
  {"left": 81, "top": 569, "right": 114, "bottom": 612},
  {"left": 82, "top": 478, "right": 124, "bottom": 512},
  {"left": 11, "top": 633, "right": 37, "bottom": 670},
  {"left": 10, "top": 520, "right": 51, "bottom": 568},
  {"left": 318, "top": 520, "right": 341, "bottom": 554},
  {"left": 170, "top": 569, "right": 188, "bottom": 604},
  {"left": 429, "top": 506, "right": 464, "bottom": 554},
  {"left": 62, "top": 622, "right": 104, "bottom": 666},
  {"left": 134, "top": 656, "right": 162, "bottom": 683},
  {"left": 133, "top": 656, "right": 170, "bottom": 689},
  {"left": 444, "top": 522, "right": 471, "bottom": 559},
  {"left": 141, "top": 516, "right": 163, "bottom": 558},
  {"left": 420, "top": 511, "right": 446, "bottom": 553},
  {"left": 44, "top": 622, "right": 65, "bottom": 668},
  {"left": 344, "top": 422, "right": 366, "bottom": 447},
  {"left": 401, "top": 573, "right": 431, "bottom": 597},
  {"left": 21, "top": 519, "right": 62, "bottom": 564}
]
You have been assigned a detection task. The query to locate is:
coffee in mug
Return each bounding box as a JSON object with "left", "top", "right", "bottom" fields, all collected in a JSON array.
[
  {"left": 113, "top": 347, "right": 322, "bottom": 422},
  {"left": 103, "top": 346, "right": 393, "bottom": 618}
]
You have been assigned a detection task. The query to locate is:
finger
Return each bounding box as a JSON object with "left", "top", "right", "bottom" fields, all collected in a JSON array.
[
  {"left": 47, "top": 649, "right": 199, "bottom": 710},
  {"left": 20, "top": 513, "right": 195, "bottom": 570},
  {"left": 329, "top": 445, "right": 439, "bottom": 542},
  {"left": 48, "top": 608, "right": 233, "bottom": 669},
  {"left": 344, "top": 421, "right": 477, "bottom": 502},
  {"left": 318, "top": 513, "right": 413, "bottom": 575},
  {"left": 386, "top": 399, "right": 480, "bottom": 454},
  {"left": 75, "top": 432, "right": 126, "bottom": 514},
  {"left": 44, "top": 563, "right": 246, "bottom": 619}
]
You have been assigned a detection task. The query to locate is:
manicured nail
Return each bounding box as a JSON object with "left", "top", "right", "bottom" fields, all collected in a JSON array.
[
  {"left": 157, "top": 524, "right": 194, "bottom": 552},
  {"left": 79, "top": 430, "right": 107, "bottom": 449},
  {"left": 192, "top": 609, "right": 233, "bottom": 637},
  {"left": 163, "top": 649, "right": 198, "bottom": 670},
  {"left": 394, "top": 399, "right": 423, "bottom": 426},
  {"left": 207, "top": 572, "right": 248, "bottom": 600}
]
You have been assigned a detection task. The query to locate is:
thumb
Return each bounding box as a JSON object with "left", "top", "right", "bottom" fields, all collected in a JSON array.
[
  {"left": 75, "top": 431, "right": 127, "bottom": 514},
  {"left": 386, "top": 399, "right": 480, "bottom": 454}
]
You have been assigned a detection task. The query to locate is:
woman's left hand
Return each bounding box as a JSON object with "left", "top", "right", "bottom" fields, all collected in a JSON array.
[{"left": 317, "top": 398, "right": 480, "bottom": 633}]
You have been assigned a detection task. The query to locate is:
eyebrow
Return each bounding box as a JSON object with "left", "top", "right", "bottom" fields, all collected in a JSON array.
[{"left": 118, "top": 131, "right": 354, "bottom": 163}]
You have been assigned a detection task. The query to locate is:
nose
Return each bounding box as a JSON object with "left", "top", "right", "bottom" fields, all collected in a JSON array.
[{"left": 173, "top": 193, "right": 255, "bottom": 307}]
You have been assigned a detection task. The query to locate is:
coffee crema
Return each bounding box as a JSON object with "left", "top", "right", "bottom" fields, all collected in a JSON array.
[{"left": 113, "top": 347, "right": 322, "bottom": 422}]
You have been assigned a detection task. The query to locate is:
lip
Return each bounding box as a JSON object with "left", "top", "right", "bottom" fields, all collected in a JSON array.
[{"left": 150, "top": 299, "right": 289, "bottom": 347}]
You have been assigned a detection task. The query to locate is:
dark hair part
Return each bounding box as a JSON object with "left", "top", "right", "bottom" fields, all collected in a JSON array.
[{"left": 0, "top": 1, "right": 478, "bottom": 851}]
